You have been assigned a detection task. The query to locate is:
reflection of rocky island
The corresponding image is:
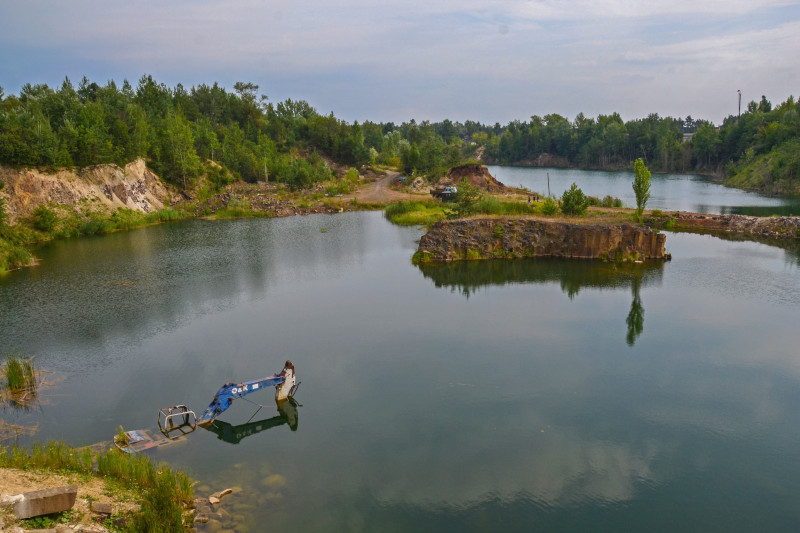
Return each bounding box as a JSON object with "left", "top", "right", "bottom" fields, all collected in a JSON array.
[
  {"left": 415, "top": 219, "right": 668, "bottom": 263},
  {"left": 202, "top": 398, "right": 299, "bottom": 445},
  {"left": 418, "top": 259, "right": 660, "bottom": 345}
]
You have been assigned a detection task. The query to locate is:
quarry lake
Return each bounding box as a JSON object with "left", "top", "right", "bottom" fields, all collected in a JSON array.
[
  {"left": 487, "top": 166, "right": 800, "bottom": 216},
  {"left": 2, "top": 207, "right": 800, "bottom": 531}
]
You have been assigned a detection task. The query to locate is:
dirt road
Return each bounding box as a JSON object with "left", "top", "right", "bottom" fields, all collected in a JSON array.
[{"left": 351, "top": 171, "right": 428, "bottom": 204}]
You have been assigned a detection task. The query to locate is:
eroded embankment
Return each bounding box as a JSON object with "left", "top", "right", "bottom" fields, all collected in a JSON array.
[
  {"left": 649, "top": 211, "right": 800, "bottom": 240},
  {"left": 0, "top": 158, "right": 171, "bottom": 223},
  {"left": 414, "top": 218, "right": 667, "bottom": 263}
]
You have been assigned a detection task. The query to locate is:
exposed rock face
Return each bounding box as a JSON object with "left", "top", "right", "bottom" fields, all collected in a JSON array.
[
  {"left": 0, "top": 158, "right": 170, "bottom": 223},
  {"left": 415, "top": 218, "right": 668, "bottom": 262},
  {"left": 440, "top": 164, "right": 508, "bottom": 192}
]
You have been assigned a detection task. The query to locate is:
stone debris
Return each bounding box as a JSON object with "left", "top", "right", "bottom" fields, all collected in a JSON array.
[
  {"left": 89, "top": 501, "right": 112, "bottom": 515},
  {"left": 9, "top": 484, "right": 78, "bottom": 520},
  {"left": 209, "top": 488, "right": 233, "bottom": 500},
  {"left": 660, "top": 211, "right": 800, "bottom": 240}
]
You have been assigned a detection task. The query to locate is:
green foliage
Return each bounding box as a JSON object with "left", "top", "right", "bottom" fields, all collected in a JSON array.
[
  {"left": 345, "top": 167, "right": 359, "bottom": 182},
  {"left": 587, "top": 195, "right": 624, "bottom": 208},
  {"left": 471, "top": 196, "right": 537, "bottom": 216},
  {"left": 0, "top": 442, "right": 193, "bottom": 533},
  {"left": 449, "top": 178, "right": 482, "bottom": 218},
  {"left": 725, "top": 138, "right": 800, "bottom": 195},
  {"left": 632, "top": 158, "right": 652, "bottom": 221},
  {"left": 2, "top": 354, "right": 35, "bottom": 391},
  {"left": 32, "top": 205, "right": 58, "bottom": 232},
  {"left": 23, "top": 510, "right": 75, "bottom": 529},
  {"left": 560, "top": 183, "right": 589, "bottom": 215},
  {"left": 0, "top": 441, "right": 93, "bottom": 473},
  {"left": 384, "top": 200, "right": 445, "bottom": 226},
  {"left": 541, "top": 197, "right": 558, "bottom": 215},
  {"left": 493, "top": 223, "right": 504, "bottom": 240},
  {"left": 0, "top": 76, "right": 469, "bottom": 195}
]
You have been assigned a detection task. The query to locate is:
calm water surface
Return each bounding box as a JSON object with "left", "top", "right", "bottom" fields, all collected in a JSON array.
[
  {"left": 2, "top": 212, "right": 800, "bottom": 532},
  {"left": 487, "top": 166, "right": 800, "bottom": 216}
]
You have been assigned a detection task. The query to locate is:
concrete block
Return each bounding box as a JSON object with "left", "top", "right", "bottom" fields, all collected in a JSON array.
[
  {"left": 12, "top": 484, "right": 78, "bottom": 519},
  {"left": 90, "top": 501, "right": 113, "bottom": 515}
]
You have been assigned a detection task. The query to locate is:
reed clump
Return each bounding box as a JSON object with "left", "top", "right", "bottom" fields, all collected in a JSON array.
[{"left": 2, "top": 354, "right": 36, "bottom": 392}]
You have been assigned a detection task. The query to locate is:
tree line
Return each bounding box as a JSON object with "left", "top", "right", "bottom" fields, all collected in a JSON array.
[
  {"left": 475, "top": 95, "right": 799, "bottom": 193},
  {"left": 1, "top": 76, "right": 797, "bottom": 194},
  {"left": 0, "top": 76, "right": 472, "bottom": 190}
]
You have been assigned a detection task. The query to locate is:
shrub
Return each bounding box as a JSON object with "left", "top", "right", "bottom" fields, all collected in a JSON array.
[
  {"left": 2, "top": 245, "right": 32, "bottom": 271},
  {"left": 449, "top": 178, "right": 482, "bottom": 218},
  {"left": 541, "top": 197, "right": 558, "bottom": 215},
  {"left": 32, "top": 206, "right": 58, "bottom": 232},
  {"left": 560, "top": 183, "right": 589, "bottom": 215},
  {"left": 345, "top": 167, "right": 360, "bottom": 182}
]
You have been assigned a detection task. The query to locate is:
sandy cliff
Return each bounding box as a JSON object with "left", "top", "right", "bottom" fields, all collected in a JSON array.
[{"left": 0, "top": 158, "right": 171, "bottom": 223}]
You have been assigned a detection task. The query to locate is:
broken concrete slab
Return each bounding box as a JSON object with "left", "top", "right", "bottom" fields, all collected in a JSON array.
[{"left": 11, "top": 484, "right": 78, "bottom": 519}]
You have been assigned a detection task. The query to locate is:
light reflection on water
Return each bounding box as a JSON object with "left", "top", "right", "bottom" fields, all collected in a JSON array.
[{"left": 2, "top": 212, "right": 800, "bottom": 532}]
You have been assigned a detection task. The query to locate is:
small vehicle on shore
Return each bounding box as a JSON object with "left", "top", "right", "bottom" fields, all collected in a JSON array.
[{"left": 431, "top": 186, "right": 458, "bottom": 202}]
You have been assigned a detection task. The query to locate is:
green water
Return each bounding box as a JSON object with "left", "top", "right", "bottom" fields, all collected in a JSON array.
[{"left": 2, "top": 212, "right": 800, "bottom": 532}]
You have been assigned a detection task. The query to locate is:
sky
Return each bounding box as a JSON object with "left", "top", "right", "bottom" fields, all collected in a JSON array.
[{"left": 1, "top": 0, "right": 799, "bottom": 125}]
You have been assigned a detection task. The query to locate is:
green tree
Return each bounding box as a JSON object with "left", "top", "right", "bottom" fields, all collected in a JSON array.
[
  {"left": 632, "top": 158, "right": 651, "bottom": 221},
  {"left": 560, "top": 182, "right": 589, "bottom": 215},
  {"left": 448, "top": 178, "right": 481, "bottom": 218},
  {"left": 163, "top": 109, "right": 201, "bottom": 188}
]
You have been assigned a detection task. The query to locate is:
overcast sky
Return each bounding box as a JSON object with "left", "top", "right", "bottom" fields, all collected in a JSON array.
[{"left": 1, "top": 0, "right": 798, "bottom": 125}]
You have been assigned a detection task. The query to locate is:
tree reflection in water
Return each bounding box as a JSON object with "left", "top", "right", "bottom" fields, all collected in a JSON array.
[{"left": 417, "top": 258, "right": 661, "bottom": 345}]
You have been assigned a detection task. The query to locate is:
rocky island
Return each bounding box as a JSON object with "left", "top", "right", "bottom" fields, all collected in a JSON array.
[{"left": 414, "top": 218, "right": 668, "bottom": 263}]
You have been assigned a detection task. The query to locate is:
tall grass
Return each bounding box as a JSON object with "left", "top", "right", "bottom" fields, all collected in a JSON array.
[
  {"left": 2, "top": 354, "right": 36, "bottom": 391},
  {"left": 97, "top": 448, "right": 193, "bottom": 532},
  {"left": 385, "top": 200, "right": 446, "bottom": 226},
  {"left": 471, "top": 197, "right": 538, "bottom": 216},
  {"left": 0, "top": 441, "right": 93, "bottom": 473},
  {"left": 0, "top": 441, "right": 193, "bottom": 532}
]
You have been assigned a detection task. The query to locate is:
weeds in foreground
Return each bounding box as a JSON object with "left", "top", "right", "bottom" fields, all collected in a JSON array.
[{"left": 1, "top": 442, "right": 194, "bottom": 532}]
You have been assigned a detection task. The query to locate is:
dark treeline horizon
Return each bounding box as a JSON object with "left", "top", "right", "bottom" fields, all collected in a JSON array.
[{"left": 1, "top": 75, "right": 797, "bottom": 193}]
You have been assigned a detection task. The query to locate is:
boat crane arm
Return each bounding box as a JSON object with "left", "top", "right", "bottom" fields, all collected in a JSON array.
[{"left": 196, "top": 360, "right": 296, "bottom": 426}]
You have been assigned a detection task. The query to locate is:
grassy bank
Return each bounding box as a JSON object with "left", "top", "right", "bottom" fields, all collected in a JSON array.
[
  {"left": 0, "top": 206, "right": 189, "bottom": 274},
  {"left": 724, "top": 138, "right": 800, "bottom": 196},
  {"left": 384, "top": 194, "right": 623, "bottom": 227},
  {"left": 0, "top": 441, "right": 193, "bottom": 532}
]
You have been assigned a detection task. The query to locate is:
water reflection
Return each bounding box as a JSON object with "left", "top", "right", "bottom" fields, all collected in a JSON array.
[
  {"left": 626, "top": 275, "right": 644, "bottom": 346},
  {"left": 418, "top": 259, "right": 660, "bottom": 345},
  {"left": 203, "top": 398, "right": 299, "bottom": 444}
]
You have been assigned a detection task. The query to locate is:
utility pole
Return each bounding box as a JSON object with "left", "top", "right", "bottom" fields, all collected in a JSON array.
[{"left": 738, "top": 89, "right": 741, "bottom": 118}]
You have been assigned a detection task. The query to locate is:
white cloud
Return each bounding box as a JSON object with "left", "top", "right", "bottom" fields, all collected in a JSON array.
[{"left": 1, "top": 0, "right": 797, "bottom": 123}]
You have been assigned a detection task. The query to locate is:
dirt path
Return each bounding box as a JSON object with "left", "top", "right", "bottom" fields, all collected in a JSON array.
[{"left": 350, "top": 171, "right": 428, "bottom": 204}]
